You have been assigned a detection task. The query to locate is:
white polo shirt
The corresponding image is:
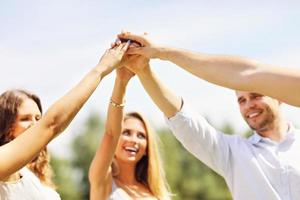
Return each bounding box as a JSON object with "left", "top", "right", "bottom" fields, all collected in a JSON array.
[{"left": 165, "top": 102, "right": 300, "bottom": 200}]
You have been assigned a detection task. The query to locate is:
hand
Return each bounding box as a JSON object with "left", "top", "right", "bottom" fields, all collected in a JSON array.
[
  {"left": 123, "top": 54, "right": 150, "bottom": 75},
  {"left": 117, "top": 31, "right": 160, "bottom": 59},
  {"left": 110, "top": 39, "right": 141, "bottom": 68},
  {"left": 97, "top": 42, "right": 130, "bottom": 76},
  {"left": 116, "top": 67, "right": 135, "bottom": 83}
]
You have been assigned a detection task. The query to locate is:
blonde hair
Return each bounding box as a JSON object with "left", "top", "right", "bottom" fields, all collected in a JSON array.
[{"left": 124, "top": 112, "right": 171, "bottom": 199}]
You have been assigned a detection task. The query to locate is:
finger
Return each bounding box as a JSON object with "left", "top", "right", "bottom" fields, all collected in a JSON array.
[
  {"left": 120, "top": 40, "right": 131, "bottom": 52},
  {"left": 127, "top": 54, "right": 140, "bottom": 61},
  {"left": 117, "top": 33, "right": 149, "bottom": 46},
  {"left": 115, "top": 38, "right": 122, "bottom": 45},
  {"left": 110, "top": 42, "right": 117, "bottom": 49},
  {"left": 126, "top": 47, "right": 143, "bottom": 55}
]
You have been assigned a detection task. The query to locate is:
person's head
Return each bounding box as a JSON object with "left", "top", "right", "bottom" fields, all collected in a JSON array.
[
  {"left": 236, "top": 91, "right": 283, "bottom": 134},
  {"left": 0, "top": 89, "right": 55, "bottom": 188},
  {"left": 0, "top": 89, "right": 42, "bottom": 145},
  {"left": 114, "top": 112, "right": 170, "bottom": 199}
]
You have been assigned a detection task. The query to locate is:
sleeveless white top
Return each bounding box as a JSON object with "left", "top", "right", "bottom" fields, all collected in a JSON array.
[
  {"left": 0, "top": 167, "right": 61, "bottom": 200},
  {"left": 108, "top": 180, "right": 128, "bottom": 200}
]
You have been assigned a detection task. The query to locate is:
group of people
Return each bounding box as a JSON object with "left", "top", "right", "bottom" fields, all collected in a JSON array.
[{"left": 0, "top": 31, "right": 299, "bottom": 200}]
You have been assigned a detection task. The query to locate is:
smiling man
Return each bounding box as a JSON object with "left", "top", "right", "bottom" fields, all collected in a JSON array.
[{"left": 236, "top": 91, "right": 288, "bottom": 141}]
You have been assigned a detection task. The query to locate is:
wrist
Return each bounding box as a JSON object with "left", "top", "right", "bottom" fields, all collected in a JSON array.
[
  {"left": 94, "top": 64, "right": 113, "bottom": 78},
  {"left": 155, "top": 46, "right": 170, "bottom": 60},
  {"left": 136, "top": 64, "right": 151, "bottom": 77},
  {"left": 115, "top": 76, "right": 130, "bottom": 86},
  {"left": 110, "top": 98, "right": 126, "bottom": 108}
]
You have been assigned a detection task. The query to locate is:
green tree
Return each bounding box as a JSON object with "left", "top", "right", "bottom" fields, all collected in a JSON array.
[
  {"left": 70, "top": 112, "right": 104, "bottom": 200},
  {"left": 51, "top": 155, "right": 82, "bottom": 200},
  {"left": 159, "top": 122, "right": 240, "bottom": 200}
]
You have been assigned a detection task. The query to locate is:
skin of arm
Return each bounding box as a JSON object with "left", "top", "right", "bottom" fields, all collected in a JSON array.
[
  {"left": 119, "top": 32, "right": 300, "bottom": 107},
  {"left": 0, "top": 43, "right": 129, "bottom": 180},
  {"left": 88, "top": 67, "right": 134, "bottom": 200},
  {"left": 123, "top": 54, "right": 182, "bottom": 118}
]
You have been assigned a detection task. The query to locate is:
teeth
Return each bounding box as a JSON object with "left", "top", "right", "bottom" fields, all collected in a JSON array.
[
  {"left": 124, "top": 147, "right": 138, "bottom": 152},
  {"left": 248, "top": 112, "right": 260, "bottom": 118}
]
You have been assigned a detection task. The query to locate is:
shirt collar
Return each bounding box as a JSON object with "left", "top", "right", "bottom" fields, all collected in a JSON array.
[{"left": 248, "top": 123, "right": 296, "bottom": 145}]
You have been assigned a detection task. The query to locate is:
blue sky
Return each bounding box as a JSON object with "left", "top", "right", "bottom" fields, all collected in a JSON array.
[{"left": 1, "top": 0, "right": 300, "bottom": 157}]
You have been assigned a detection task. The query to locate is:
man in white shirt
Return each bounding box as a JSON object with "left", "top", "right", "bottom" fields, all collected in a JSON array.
[{"left": 118, "top": 32, "right": 300, "bottom": 200}]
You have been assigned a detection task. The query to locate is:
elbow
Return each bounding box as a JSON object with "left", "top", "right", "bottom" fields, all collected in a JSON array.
[
  {"left": 88, "top": 166, "right": 94, "bottom": 183},
  {"left": 88, "top": 161, "right": 98, "bottom": 184},
  {"left": 41, "top": 114, "right": 66, "bottom": 138}
]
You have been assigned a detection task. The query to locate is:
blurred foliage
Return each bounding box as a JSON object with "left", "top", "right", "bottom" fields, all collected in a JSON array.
[
  {"left": 51, "top": 156, "right": 82, "bottom": 200},
  {"left": 51, "top": 113, "right": 252, "bottom": 200},
  {"left": 159, "top": 128, "right": 232, "bottom": 200}
]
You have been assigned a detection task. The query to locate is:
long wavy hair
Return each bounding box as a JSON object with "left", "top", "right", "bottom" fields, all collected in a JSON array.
[
  {"left": 0, "top": 89, "right": 56, "bottom": 188},
  {"left": 113, "top": 112, "right": 171, "bottom": 199}
]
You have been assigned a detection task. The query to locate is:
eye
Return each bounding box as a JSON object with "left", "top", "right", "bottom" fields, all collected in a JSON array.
[
  {"left": 122, "top": 130, "right": 130, "bottom": 136},
  {"left": 254, "top": 95, "right": 262, "bottom": 99},
  {"left": 35, "top": 115, "right": 41, "bottom": 121},
  {"left": 238, "top": 98, "right": 245, "bottom": 105},
  {"left": 137, "top": 132, "right": 146, "bottom": 139},
  {"left": 20, "top": 116, "right": 31, "bottom": 121}
]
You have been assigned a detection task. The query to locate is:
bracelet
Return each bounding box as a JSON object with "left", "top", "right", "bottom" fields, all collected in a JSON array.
[{"left": 110, "top": 98, "right": 125, "bottom": 108}]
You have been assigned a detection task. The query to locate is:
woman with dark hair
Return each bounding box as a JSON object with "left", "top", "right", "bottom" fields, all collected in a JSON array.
[
  {"left": 89, "top": 67, "right": 171, "bottom": 200},
  {"left": 0, "top": 42, "right": 129, "bottom": 199}
]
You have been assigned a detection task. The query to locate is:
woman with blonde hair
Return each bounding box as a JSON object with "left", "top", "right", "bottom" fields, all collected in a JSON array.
[
  {"left": 0, "top": 42, "right": 129, "bottom": 199},
  {"left": 89, "top": 67, "right": 170, "bottom": 200}
]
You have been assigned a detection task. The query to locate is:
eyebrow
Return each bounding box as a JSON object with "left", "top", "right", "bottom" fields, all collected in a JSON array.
[
  {"left": 17, "top": 113, "right": 41, "bottom": 118},
  {"left": 237, "top": 97, "right": 244, "bottom": 102}
]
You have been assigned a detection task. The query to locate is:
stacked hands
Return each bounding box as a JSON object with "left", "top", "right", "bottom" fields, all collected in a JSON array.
[{"left": 97, "top": 31, "right": 158, "bottom": 81}]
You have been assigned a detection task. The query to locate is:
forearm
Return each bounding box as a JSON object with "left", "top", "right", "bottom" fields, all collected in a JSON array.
[
  {"left": 137, "top": 65, "right": 182, "bottom": 118},
  {"left": 105, "top": 78, "right": 128, "bottom": 136},
  {"left": 42, "top": 64, "right": 107, "bottom": 136},
  {"left": 89, "top": 77, "right": 128, "bottom": 185},
  {"left": 158, "top": 47, "right": 258, "bottom": 89},
  {"left": 158, "top": 47, "right": 300, "bottom": 106}
]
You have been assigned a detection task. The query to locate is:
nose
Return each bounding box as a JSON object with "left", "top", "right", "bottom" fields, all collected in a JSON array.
[
  {"left": 245, "top": 100, "right": 256, "bottom": 109},
  {"left": 29, "top": 118, "right": 38, "bottom": 127},
  {"left": 127, "top": 134, "right": 140, "bottom": 144}
]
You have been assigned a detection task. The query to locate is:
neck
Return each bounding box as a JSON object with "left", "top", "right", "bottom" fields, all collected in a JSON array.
[
  {"left": 258, "top": 119, "right": 289, "bottom": 142},
  {"left": 116, "top": 160, "right": 138, "bottom": 185},
  {"left": 1, "top": 171, "right": 21, "bottom": 182}
]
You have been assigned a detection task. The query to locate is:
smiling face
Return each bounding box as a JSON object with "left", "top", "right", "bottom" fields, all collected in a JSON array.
[
  {"left": 236, "top": 91, "right": 281, "bottom": 134},
  {"left": 115, "top": 117, "right": 148, "bottom": 164},
  {"left": 11, "top": 98, "right": 42, "bottom": 138}
]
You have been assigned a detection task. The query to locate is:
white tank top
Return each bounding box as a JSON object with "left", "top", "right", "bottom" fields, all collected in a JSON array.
[
  {"left": 0, "top": 167, "right": 61, "bottom": 200},
  {"left": 108, "top": 180, "right": 128, "bottom": 200}
]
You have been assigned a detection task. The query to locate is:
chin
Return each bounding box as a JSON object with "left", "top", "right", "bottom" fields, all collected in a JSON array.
[{"left": 120, "top": 156, "right": 140, "bottom": 163}]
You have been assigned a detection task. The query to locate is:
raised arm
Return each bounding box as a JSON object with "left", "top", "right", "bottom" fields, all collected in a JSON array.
[
  {"left": 123, "top": 54, "right": 233, "bottom": 177},
  {"left": 0, "top": 43, "right": 129, "bottom": 179},
  {"left": 89, "top": 67, "right": 134, "bottom": 200},
  {"left": 124, "top": 55, "right": 182, "bottom": 118},
  {"left": 119, "top": 32, "right": 300, "bottom": 107}
]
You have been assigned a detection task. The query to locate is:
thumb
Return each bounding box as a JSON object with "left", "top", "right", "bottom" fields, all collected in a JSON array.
[{"left": 127, "top": 47, "right": 144, "bottom": 55}]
